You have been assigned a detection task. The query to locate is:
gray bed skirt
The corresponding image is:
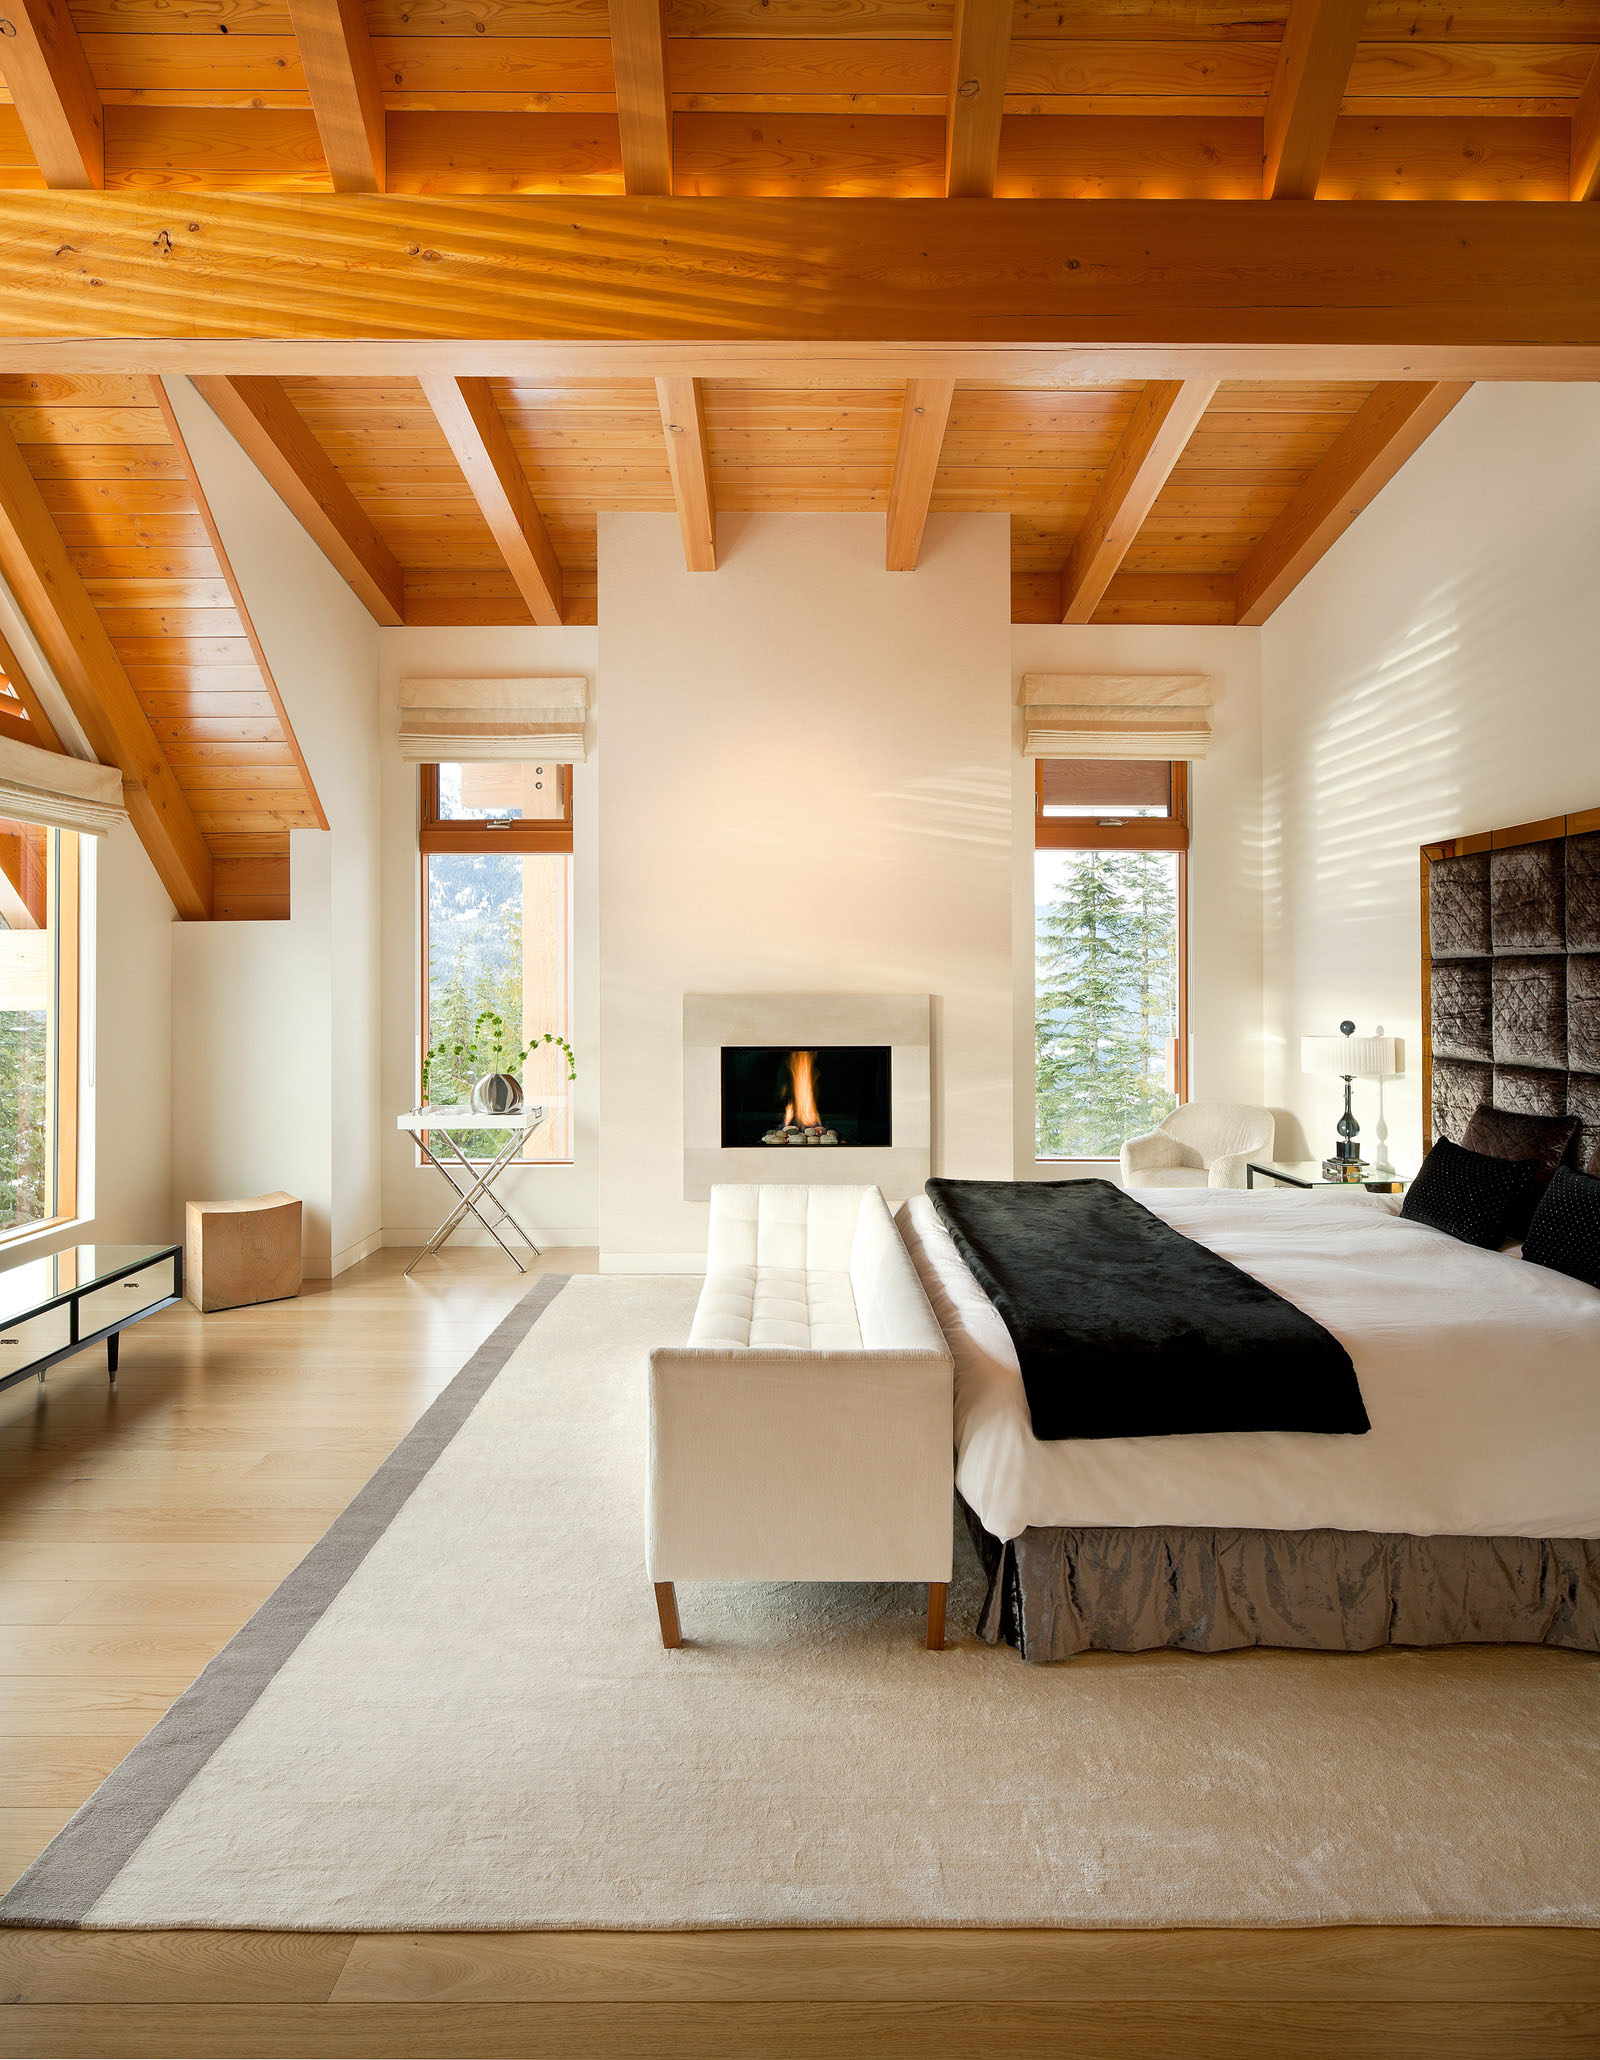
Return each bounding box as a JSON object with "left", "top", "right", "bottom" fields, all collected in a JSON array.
[{"left": 966, "top": 1505, "right": 1600, "bottom": 1664}]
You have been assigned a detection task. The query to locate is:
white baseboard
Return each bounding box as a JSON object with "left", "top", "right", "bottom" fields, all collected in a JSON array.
[
  {"left": 381, "top": 1225, "right": 598, "bottom": 1252},
  {"left": 304, "top": 1228, "right": 384, "bottom": 1280},
  {"left": 599, "top": 1252, "right": 704, "bottom": 1274}
]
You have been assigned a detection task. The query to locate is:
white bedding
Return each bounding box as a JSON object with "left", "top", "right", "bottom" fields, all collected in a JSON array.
[{"left": 899, "top": 1188, "right": 1600, "bottom": 1545}]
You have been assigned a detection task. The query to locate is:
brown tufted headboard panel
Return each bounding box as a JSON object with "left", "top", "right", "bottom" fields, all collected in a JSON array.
[{"left": 1423, "top": 809, "right": 1600, "bottom": 1171}]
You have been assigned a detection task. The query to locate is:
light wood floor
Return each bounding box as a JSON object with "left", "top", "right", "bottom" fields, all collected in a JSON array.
[{"left": 0, "top": 1248, "right": 1596, "bottom": 2060}]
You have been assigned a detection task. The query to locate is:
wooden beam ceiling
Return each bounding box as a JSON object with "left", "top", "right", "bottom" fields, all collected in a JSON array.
[
  {"left": 0, "top": 409, "right": 212, "bottom": 920},
  {"left": 945, "top": 0, "right": 1012, "bottom": 201},
  {"left": 421, "top": 376, "right": 564, "bottom": 626},
  {"left": 0, "top": 0, "right": 101, "bottom": 191},
  {"left": 655, "top": 376, "right": 715, "bottom": 573},
  {"left": 0, "top": 619, "right": 60, "bottom": 753},
  {"left": 885, "top": 379, "right": 955, "bottom": 572},
  {"left": 0, "top": 200, "right": 1595, "bottom": 358},
  {"left": 1263, "top": 0, "right": 1367, "bottom": 201},
  {"left": 610, "top": 0, "right": 672, "bottom": 197},
  {"left": 285, "top": 0, "right": 386, "bottom": 196},
  {"left": 1059, "top": 380, "right": 1217, "bottom": 624},
  {"left": 190, "top": 376, "right": 406, "bottom": 628},
  {"left": 1574, "top": 57, "right": 1600, "bottom": 203},
  {"left": 1234, "top": 380, "right": 1471, "bottom": 626}
]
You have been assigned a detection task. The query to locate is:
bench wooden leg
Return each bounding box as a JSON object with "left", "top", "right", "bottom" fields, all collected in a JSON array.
[
  {"left": 654, "top": 1581, "right": 681, "bottom": 1650},
  {"left": 926, "top": 1581, "right": 947, "bottom": 1651}
]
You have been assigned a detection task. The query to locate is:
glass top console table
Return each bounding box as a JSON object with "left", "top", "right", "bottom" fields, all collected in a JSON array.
[{"left": 0, "top": 1243, "right": 183, "bottom": 1397}]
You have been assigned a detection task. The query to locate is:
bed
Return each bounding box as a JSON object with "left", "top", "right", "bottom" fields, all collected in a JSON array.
[{"left": 897, "top": 1187, "right": 1600, "bottom": 1662}]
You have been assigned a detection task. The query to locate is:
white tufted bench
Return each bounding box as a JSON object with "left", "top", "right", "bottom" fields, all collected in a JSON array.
[{"left": 647, "top": 1184, "right": 955, "bottom": 1650}]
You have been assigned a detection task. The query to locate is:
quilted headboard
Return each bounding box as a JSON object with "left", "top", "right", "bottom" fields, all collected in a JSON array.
[{"left": 1423, "top": 809, "right": 1600, "bottom": 1171}]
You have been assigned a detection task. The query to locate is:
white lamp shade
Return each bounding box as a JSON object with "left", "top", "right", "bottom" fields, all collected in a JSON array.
[{"left": 1301, "top": 1033, "right": 1403, "bottom": 1079}]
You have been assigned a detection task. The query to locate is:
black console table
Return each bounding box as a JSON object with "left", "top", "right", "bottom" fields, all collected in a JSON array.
[{"left": 0, "top": 1244, "right": 183, "bottom": 1396}]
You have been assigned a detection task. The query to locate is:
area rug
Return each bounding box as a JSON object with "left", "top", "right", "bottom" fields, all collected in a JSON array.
[{"left": 4, "top": 1274, "right": 1598, "bottom": 1931}]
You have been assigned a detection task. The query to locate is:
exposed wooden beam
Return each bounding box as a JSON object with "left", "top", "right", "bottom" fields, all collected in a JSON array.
[
  {"left": 885, "top": 378, "right": 956, "bottom": 572},
  {"left": 610, "top": 0, "right": 671, "bottom": 196},
  {"left": 945, "top": 0, "right": 1012, "bottom": 199},
  {"left": 191, "top": 375, "right": 405, "bottom": 628},
  {"left": 1263, "top": 0, "right": 1365, "bottom": 200},
  {"left": 1060, "top": 380, "right": 1216, "bottom": 625},
  {"left": 0, "top": 200, "right": 1596, "bottom": 363},
  {"left": 1573, "top": 56, "right": 1600, "bottom": 202},
  {"left": 421, "top": 376, "right": 563, "bottom": 626},
  {"left": 1234, "top": 381, "right": 1471, "bottom": 625},
  {"left": 285, "top": 0, "right": 386, "bottom": 194},
  {"left": 0, "top": 0, "right": 102, "bottom": 189},
  {"left": 0, "top": 413, "right": 212, "bottom": 919},
  {"left": 152, "top": 379, "right": 328, "bottom": 834},
  {"left": 655, "top": 376, "right": 715, "bottom": 572},
  {"left": 0, "top": 617, "right": 62, "bottom": 753}
]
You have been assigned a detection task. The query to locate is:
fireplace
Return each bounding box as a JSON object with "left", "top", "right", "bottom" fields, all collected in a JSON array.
[
  {"left": 683, "top": 993, "right": 930, "bottom": 1200},
  {"left": 720, "top": 1046, "right": 893, "bottom": 1149}
]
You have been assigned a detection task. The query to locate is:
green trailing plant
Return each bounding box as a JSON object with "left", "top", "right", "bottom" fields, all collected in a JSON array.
[{"left": 422, "top": 1011, "right": 577, "bottom": 1107}]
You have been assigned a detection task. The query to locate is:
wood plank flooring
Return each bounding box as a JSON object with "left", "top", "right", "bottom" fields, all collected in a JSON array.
[{"left": 0, "top": 1246, "right": 1595, "bottom": 2060}]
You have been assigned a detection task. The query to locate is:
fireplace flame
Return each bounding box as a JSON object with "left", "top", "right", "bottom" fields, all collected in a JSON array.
[{"left": 787, "top": 1050, "right": 822, "bottom": 1128}]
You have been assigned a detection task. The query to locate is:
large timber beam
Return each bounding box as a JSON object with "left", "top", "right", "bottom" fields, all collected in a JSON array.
[
  {"left": 286, "top": 0, "right": 386, "bottom": 194},
  {"left": 1234, "top": 381, "right": 1470, "bottom": 625},
  {"left": 1263, "top": 0, "right": 1365, "bottom": 201},
  {"left": 1060, "top": 380, "right": 1216, "bottom": 624},
  {"left": 610, "top": 0, "right": 672, "bottom": 196},
  {"left": 421, "top": 375, "right": 563, "bottom": 625},
  {"left": 655, "top": 376, "right": 715, "bottom": 571},
  {"left": 0, "top": 0, "right": 101, "bottom": 189},
  {"left": 0, "top": 414, "right": 212, "bottom": 919},
  {"left": 191, "top": 375, "right": 405, "bottom": 626},
  {"left": 945, "top": 0, "right": 1011, "bottom": 199},
  {"left": 1574, "top": 56, "right": 1600, "bottom": 203},
  {"left": 885, "top": 379, "right": 955, "bottom": 571},
  {"left": 0, "top": 201, "right": 1596, "bottom": 368}
]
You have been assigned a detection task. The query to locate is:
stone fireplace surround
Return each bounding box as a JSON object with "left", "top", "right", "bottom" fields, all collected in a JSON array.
[{"left": 683, "top": 994, "right": 931, "bottom": 1202}]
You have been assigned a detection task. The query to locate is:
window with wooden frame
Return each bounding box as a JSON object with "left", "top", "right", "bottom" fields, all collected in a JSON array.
[
  {"left": 0, "top": 820, "right": 79, "bottom": 1239},
  {"left": 419, "top": 762, "right": 574, "bottom": 1164},
  {"left": 1034, "top": 760, "right": 1189, "bottom": 1162}
]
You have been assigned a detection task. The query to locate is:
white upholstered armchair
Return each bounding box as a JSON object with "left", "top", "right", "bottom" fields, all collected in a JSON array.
[{"left": 1119, "top": 1102, "right": 1276, "bottom": 1190}]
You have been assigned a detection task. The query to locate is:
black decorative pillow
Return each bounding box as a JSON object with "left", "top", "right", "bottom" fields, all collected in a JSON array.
[
  {"left": 1401, "top": 1136, "right": 1539, "bottom": 1250},
  {"left": 1522, "top": 1166, "right": 1600, "bottom": 1291},
  {"left": 1460, "top": 1102, "right": 1580, "bottom": 1237}
]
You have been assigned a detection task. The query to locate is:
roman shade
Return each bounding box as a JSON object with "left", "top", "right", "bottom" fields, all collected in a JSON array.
[
  {"left": 1020, "top": 674, "right": 1213, "bottom": 760},
  {"left": 398, "top": 677, "right": 589, "bottom": 763},
  {"left": 0, "top": 736, "right": 126, "bottom": 836}
]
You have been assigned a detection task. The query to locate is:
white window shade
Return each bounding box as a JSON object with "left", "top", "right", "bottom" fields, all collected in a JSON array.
[
  {"left": 0, "top": 736, "right": 125, "bottom": 835},
  {"left": 398, "top": 677, "right": 589, "bottom": 764},
  {"left": 1020, "top": 674, "right": 1213, "bottom": 760}
]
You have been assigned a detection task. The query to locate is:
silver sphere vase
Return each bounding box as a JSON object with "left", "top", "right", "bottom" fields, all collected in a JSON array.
[{"left": 470, "top": 1072, "right": 523, "bottom": 1115}]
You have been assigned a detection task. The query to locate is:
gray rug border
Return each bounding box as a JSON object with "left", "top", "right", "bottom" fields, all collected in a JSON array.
[{"left": 0, "top": 1271, "right": 571, "bottom": 1930}]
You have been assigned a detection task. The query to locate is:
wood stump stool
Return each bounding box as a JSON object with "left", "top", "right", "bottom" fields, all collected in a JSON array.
[{"left": 185, "top": 1193, "right": 303, "bottom": 1313}]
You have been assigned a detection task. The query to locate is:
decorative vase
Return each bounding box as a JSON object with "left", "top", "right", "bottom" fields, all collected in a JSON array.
[{"left": 470, "top": 1072, "right": 523, "bottom": 1115}]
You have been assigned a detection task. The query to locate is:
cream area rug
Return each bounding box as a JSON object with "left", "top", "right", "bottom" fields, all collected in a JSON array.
[{"left": 4, "top": 1274, "right": 1599, "bottom": 1931}]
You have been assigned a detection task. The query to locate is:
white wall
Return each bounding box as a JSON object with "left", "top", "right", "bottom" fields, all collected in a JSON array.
[
  {"left": 377, "top": 624, "right": 600, "bottom": 1250},
  {"left": 1009, "top": 623, "right": 1265, "bottom": 1174},
  {"left": 164, "top": 378, "right": 384, "bottom": 1274},
  {"left": 1261, "top": 382, "right": 1600, "bottom": 1174},
  {"left": 596, "top": 511, "right": 1015, "bottom": 1265}
]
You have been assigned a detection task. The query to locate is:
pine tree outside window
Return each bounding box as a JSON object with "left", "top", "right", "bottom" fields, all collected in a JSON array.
[
  {"left": 0, "top": 818, "right": 79, "bottom": 1241},
  {"left": 1034, "top": 760, "right": 1188, "bottom": 1161},
  {"left": 419, "top": 763, "right": 573, "bottom": 1165}
]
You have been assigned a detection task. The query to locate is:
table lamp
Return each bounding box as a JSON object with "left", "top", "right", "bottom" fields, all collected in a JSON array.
[{"left": 1300, "top": 1021, "right": 1404, "bottom": 1182}]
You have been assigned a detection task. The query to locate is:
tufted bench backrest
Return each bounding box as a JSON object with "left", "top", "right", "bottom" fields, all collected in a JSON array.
[{"left": 704, "top": 1184, "right": 870, "bottom": 1276}]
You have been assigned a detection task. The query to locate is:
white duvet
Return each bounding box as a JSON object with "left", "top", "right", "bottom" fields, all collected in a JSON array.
[{"left": 899, "top": 1188, "right": 1600, "bottom": 1545}]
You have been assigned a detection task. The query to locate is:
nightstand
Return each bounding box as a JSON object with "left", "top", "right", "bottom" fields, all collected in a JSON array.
[{"left": 1246, "top": 1161, "right": 1408, "bottom": 1195}]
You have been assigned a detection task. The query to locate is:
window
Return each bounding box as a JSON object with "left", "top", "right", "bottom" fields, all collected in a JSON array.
[
  {"left": 420, "top": 762, "right": 573, "bottom": 1162},
  {"left": 1034, "top": 760, "right": 1188, "bottom": 1161},
  {"left": 0, "top": 819, "right": 78, "bottom": 1238}
]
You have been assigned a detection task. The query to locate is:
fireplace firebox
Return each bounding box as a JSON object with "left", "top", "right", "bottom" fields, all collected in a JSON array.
[{"left": 720, "top": 1046, "right": 893, "bottom": 1149}]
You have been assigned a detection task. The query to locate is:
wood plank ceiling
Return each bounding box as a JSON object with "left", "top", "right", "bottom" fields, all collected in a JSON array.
[
  {"left": 0, "top": 0, "right": 1592, "bottom": 904},
  {"left": 0, "top": 374, "right": 325, "bottom": 919}
]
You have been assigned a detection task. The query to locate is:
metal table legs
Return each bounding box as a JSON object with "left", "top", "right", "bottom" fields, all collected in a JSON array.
[{"left": 405, "top": 1126, "right": 543, "bottom": 1278}]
